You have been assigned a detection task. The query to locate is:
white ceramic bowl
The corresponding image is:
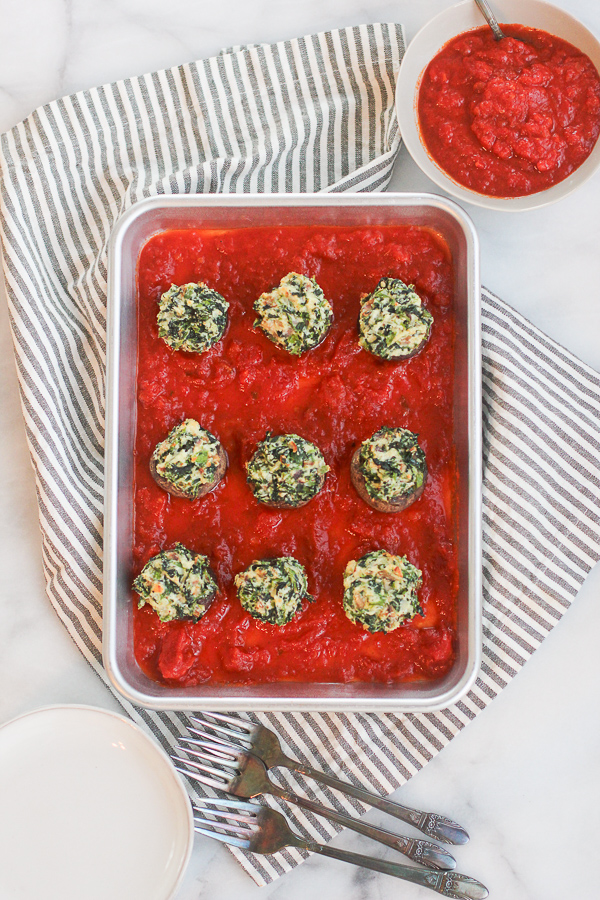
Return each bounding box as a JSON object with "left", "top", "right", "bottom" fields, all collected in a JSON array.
[
  {"left": 0, "top": 706, "right": 193, "bottom": 900},
  {"left": 396, "top": 0, "right": 600, "bottom": 211}
]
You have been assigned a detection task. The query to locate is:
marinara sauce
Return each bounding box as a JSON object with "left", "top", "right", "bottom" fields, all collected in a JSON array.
[
  {"left": 133, "top": 226, "right": 458, "bottom": 686},
  {"left": 418, "top": 25, "right": 600, "bottom": 197}
]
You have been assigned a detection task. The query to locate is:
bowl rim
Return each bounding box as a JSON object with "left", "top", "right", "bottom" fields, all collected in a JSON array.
[{"left": 396, "top": 0, "right": 600, "bottom": 211}]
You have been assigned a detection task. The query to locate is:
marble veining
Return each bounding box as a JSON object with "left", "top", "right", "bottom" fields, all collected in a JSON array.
[{"left": 1, "top": 2, "right": 599, "bottom": 898}]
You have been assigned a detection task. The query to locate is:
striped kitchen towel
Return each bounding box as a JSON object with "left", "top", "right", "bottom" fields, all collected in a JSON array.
[{"left": 1, "top": 24, "right": 600, "bottom": 886}]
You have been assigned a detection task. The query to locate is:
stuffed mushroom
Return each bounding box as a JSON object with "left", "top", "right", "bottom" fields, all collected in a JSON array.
[
  {"left": 342, "top": 549, "right": 423, "bottom": 633},
  {"left": 351, "top": 426, "right": 427, "bottom": 512},
  {"left": 359, "top": 277, "right": 433, "bottom": 360},
  {"left": 157, "top": 281, "right": 229, "bottom": 352},
  {"left": 234, "top": 556, "right": 312, "bottom": 626},
  {"left": 246, "top": 433, "right": 330, "bottom": 508},
  {"left": 253, "top": 272, "right": 333, "bottom": 355},
  {"left": 150, "top": 419, "right": 227, "bottom": 499},
  {"left": 133, "top": 543, "right": 218, "bottom": 623}
]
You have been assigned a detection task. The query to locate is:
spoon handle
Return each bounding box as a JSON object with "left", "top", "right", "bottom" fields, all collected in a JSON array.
[{"left": 474, "top": 0, "right": 505, "bottom": 40}]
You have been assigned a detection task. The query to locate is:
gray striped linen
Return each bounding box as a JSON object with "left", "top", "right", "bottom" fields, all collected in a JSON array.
[{"left": 1, "top": 23, "right": 600, "bottom": 886}]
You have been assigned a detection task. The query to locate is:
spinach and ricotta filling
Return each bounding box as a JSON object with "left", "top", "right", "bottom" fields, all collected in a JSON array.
[
  {"left": 359, "top": 427, "right": 426, "bottom": 504},
  {"left": 133, "top": 543, "right": 217, "bottom": 622},
  {"left": 157, "top": 282, "right": 229, "bottom": 353},
  {"left": 234, "top": 556, "right": 312, "bottom": 625},
  {"left": 359, "top": 277, "right": 433, "bottom": 360},
  {"left": 254, "top": 272, "right": 333, "bottom": 355},
  {"left": 151, "top": 419, "right": 225, "bottom": 499},
  {"left": 246, "top": 433, "right": 330, "bottom": 507},
  {"left": 342, "top": 549, "right": 423, "bottom": 633}
]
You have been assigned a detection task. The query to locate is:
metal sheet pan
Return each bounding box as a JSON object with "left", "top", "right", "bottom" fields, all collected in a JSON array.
[{"left": 104, "top": 193, "right": 481, "bottom": 712}]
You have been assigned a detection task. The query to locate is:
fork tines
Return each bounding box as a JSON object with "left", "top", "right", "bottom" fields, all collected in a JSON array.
[
  {"left": 189, "top": 712, "right": 253, "bottom": 747},
  {"left": 192, "top": 711, "right": 253, "bottom": 733},
  {"left": 180, "top": 732, "right": 239, "bottom": 759},
  {"left": 173, "top": 746, "right": 235, "bottom": 792},
  {"left": 192, "top": 796, "right": 259, "bottom": 849},
  {"left": 178, "top": 742, "right": 240, "bottom": 767},
  {"left": 193, "top": 819, "right": 252, "bottom": 849},
  {"left": 195, "top": 796, "right": 257, "bottom": 814}
]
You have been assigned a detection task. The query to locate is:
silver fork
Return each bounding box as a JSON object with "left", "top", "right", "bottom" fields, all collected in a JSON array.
[
  {"left": 187, "top": 711, "right": 469, "bottom": 845},
  {"left": 174, "top": 740, "right": 456, "bottom": 870},
  {"left": 192, "top": 796, "right": 489, "bottom": 900}
]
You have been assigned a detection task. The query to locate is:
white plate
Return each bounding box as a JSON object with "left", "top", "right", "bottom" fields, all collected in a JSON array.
[
  {"left": 0, "top": 705, "right": 193, "bottom": 900},
  {"left": 396, "top": 0, "right": 600, "bottom": 211}
]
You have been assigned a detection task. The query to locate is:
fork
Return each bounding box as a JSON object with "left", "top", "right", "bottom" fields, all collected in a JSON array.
[
  {"left": 174, "top": 741, "right": 456, "bottom": 870},
  {"left": 187, "top": 711, "right": 469, "bottom": 845},
  {"left": 192, "top": 796, "right": 489, "bottom": 900}
]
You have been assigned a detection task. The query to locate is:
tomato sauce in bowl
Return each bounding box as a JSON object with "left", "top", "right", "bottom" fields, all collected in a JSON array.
[
  {"left": 133, "top": 225, "right": 459, "bottom": 687},
  {"left": 417, "top": 25, "right": 600, "bottom": 198}
]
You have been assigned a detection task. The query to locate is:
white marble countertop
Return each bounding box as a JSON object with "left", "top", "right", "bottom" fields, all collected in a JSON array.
[{"left": 1, "top": 1, "right": 599, "bottom": 898}]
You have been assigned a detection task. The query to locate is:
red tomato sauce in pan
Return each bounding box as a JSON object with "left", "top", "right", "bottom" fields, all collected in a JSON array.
[
  {"left": 133, "top": 226, "right": 458, "bottom": 686},
  {"left": 418, "top": 25, "right": 600, "bottom": 197}
]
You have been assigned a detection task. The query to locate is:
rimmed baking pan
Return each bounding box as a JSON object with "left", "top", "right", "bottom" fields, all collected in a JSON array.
[{"left": 104, "top": 192, "right": 481, "bottom": 712}]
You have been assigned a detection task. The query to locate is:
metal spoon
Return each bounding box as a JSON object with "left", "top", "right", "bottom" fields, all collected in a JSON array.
[{"left": 474, "top": 0, "right": 506, "bottom": 41}]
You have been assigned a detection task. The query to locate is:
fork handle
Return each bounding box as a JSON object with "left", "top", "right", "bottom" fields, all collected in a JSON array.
[
  {"left": 270, "top": 783, "right": 455, "bottom": 870},
  {"left": 280, "top": 755, "right": 468, "bottom": 845},
  {"left": 307, "top": 843, "right": 488, "bottom": 899}
]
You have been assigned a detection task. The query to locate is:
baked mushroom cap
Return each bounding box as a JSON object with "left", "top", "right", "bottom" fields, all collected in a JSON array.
[
  {"left": 150, "top": 419, "right": 227, "bottom": 500},
  {"left": 157, "top": 282, "right": 229, "bottom": 353},
  {"left": 253, "top": 272, "right": 333, "bottom": 355},
  {"left": 342, "top": 549, "right": 423, "bottom": 633},
  {"left": 246, "top": 433, "right": 330, "bottom": 508},
  {"left": 234, "top": 556, "right": 312, "bottom": 626},
  {"left": 359, "top": 277, "right": 433, "bottom": 360},
  {"left": 133, "top": 543, "right": 218, "bottom": 622},
  {"left": 351, "top": 426, "right": 427, "bottom": 512}
]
